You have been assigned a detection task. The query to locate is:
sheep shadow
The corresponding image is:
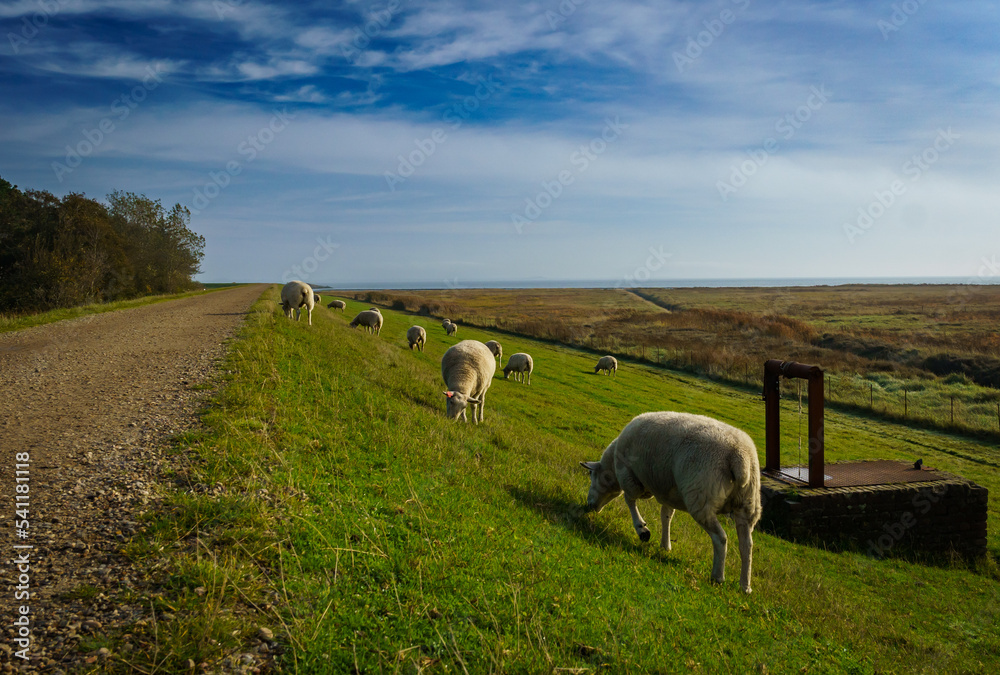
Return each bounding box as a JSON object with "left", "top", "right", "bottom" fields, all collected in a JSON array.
[{"left": 506, "top": 482, "right": 678, "bottom": 565}]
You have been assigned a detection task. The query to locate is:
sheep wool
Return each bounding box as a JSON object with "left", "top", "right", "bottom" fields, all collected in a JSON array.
[
  {"left": 350, "top": 309, "right": 383, "bottom": 335},
  {"left": 441, "top": 340, "right": 496, "bottom": 423},
  {"left": 581, "top": 411, "right": 762, "bottom": 593},
  {"left": 502, "top": 352, "right": 533, "bottom": 384},
  {"left": 407, "top": 325, "right": 427, "bottom": 352},
  {"left": 484, "top": 340, "right": 503, "bottom": 363},
  {"left": 280, "top": 281, "right": 316, "bottom": 326},
  {"left": 594, "top": 355, "right": 618, "bottom": 376}
]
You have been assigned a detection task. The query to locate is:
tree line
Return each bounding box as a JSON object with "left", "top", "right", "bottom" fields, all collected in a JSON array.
[{"left": 0, "top": 176, "right": 205, "bottom": 313}]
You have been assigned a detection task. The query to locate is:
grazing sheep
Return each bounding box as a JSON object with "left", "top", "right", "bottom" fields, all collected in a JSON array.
[
  {"left": 484, "top": 340, "right": 503, "bottom": 364},
  {"left": 444, "top": 321, "right": 458, "bottom": 336},
  {"left": 441, "top": 340, "right": 496, "bottom": 423},
  {"left": 502, "top": 352, "right": 533, "bottom": 384},
  {"left": 407, "top": 325, "right": 427, "bottom": 352},
  {"left": 594, "top": 355, "right": 618, "bottom": 376},
  {"left": 327, "top": 299, "right": 346, "bottom": 312},
  {"left": 349, "top": 309, "right": 383, "bottom": 335},
  {"left": 441, "top": 318, "right": 451, "bottom": 327},
  {"left": 280, "top": 281, "right": 316, "bottom": 326},
  {"left": 580, "top": 411, "right": 762, "bottom": 593}
]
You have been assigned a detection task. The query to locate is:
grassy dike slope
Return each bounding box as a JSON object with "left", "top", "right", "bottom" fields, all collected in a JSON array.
[{"left": 153, "top": 287, "right": 999, "bottom": 673}]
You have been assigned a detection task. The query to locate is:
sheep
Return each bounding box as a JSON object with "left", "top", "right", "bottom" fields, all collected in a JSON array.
[
  {"left": 594, "top": 355, "right": 618, "bottom": 376},
  {"left": 280, "top": 280, "right": 316, "bottom": 326},
  {"left": 441, "top": 318, "right": 451, "bottom": 328},
  {"left": 580, "top": 411, "right": 762, "bottom": 593},
  {"left": 444, "top": 320, "right": 458, "bottom": 336},
  {"left": 327, "top": 299, "right": 346, "bottom": 312},
  {"left": 484, "top": 340, "right": 503, "bottom": 364},
  {"left": 407, "top": 325, "right": 427, "bottom": 351},
  {"left": 441, "top": 340, "right": 496, "bottom": 423},
  {"left": 502, "top": 352, "right": 533, "bottom": 384},
  {"left": 314, "top": 293, "right": 322, "bottom": 304},
  {"left": 349, "top": 309, "right": 383, "bottom": 335}
]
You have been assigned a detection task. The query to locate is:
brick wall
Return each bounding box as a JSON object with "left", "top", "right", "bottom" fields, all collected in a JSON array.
[{"left": 760, "top": 471, "right": 988, "bottom": 559}]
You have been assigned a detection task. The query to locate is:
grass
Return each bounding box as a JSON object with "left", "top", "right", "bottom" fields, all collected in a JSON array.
[
  {"left": 347, "top": 286, "right": 1000, "bottom": 439},
  {"left": 116, "top": 286, "right": 1000, "bottom": 673},
  {"left": 0, "top": 285, "right": 243, "bottom": 335}
]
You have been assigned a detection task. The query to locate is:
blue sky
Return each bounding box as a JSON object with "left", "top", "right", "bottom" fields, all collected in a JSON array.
[{"left": 2, "top": 0, "right": 998, "bottom": 286}]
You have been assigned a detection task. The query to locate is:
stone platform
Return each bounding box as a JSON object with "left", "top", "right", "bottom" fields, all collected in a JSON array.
[{"left": 759, "top": 460, "right": 988, "bottom": 558}]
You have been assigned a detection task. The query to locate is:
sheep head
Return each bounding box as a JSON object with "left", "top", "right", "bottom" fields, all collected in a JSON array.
[
  {"left": 580, "top": 460, "right": 622, "bottom": 512},
  {"left": 443, "top": 390, "right": 480, "bottom": 421}
]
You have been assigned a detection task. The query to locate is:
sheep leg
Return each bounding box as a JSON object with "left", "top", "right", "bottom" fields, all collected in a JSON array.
[
  {"left": 659, "top": 505, "right": 675, "bottom": 551},
  {"left": 735, "top": 515, "right": 754, "bottom": 594},
  {"left": 693, "top": 512, "right": 727, "bottom": 584},
  {"left": 477, "top": 392, "right": 487, "bottom": 423},
  {"left": 619, "top": 472, "right": 650, "bottom": 542}
]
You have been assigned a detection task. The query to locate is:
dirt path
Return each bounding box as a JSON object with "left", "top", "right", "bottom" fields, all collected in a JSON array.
[{"left": 0, "top": 284, "right": 267, "bottom": 673}]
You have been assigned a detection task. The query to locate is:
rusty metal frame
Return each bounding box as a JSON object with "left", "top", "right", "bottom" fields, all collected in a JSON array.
[{"left": 763, "top": 359, "right": 825, "bottom": 488}]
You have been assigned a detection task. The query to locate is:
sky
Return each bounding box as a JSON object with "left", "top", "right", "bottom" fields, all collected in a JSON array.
[{"left": 1, "top": 0, "right": 999, "bottom": 287}]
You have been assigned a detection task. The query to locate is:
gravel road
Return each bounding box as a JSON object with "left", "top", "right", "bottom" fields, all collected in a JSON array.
[{"left": 0, "top": 284, "right": 267, "bottom": 673}]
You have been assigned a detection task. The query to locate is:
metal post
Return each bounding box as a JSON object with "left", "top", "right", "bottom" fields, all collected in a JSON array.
[
  {"left": 763, "top": 359, "right": 825, "bottom": 488},
  {"left": 763, "top": 360, "right": 782, "bottom": 473},
  {"left": 807, "top": 366, "right": 825, "bottom": 488}
]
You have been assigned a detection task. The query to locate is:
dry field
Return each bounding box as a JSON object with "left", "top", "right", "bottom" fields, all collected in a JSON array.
[{"left": 348, "top": 284, "right": 1000, "bottom": 437}]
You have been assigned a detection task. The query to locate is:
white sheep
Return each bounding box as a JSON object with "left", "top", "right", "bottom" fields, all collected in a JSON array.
[
  {"left": 580, "top": 411, "right": 762, "bottom": 593},
  {"left": 484, "top": 340, "right": 503, "bottom": 364},
  {"left": 502, "top": 352, "right": 533, "bottom": 384},
  {"left": 594, "top": 355, "right": 618, "bottom": 376},
  {"left": 441, "top": 318, "right": 451, "bottom": 328},
  {"left": 444, "top": 320, "right": 458, "bottom": 336},
  {"left": 441, "top": 340, "right": 496, "bottom": 423},
  {"left": 349, "top": 309, "right": 383, "bottom": 335},
  {"left": 407, "top": 325, "right": 427, "bottom": 351},
  {"left": 327, "top": 299, "right": 346, "bottom": 312},
  {"left": 280, "top": 281, "right": 316, "bottom": 326}
]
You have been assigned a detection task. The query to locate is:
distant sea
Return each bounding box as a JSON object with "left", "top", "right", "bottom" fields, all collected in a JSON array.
[{"left": 315, "top": 277, "right": 1000, "bottom": 291}]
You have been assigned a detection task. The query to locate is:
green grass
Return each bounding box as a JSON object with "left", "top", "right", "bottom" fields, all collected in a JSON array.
[
  {"left": 122, "top": 287, "right": 1000, "bottom": 673},
  {"left": 0, "top": 286, "right": 240, "bottom": 335}
]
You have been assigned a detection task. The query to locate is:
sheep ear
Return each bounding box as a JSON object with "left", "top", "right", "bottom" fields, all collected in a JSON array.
[
  {"left": 467, "top": 396, "right": 481, "bottom": 404},
  {"left": 580, "top": 461, "right": 601, "bottom": 472}
]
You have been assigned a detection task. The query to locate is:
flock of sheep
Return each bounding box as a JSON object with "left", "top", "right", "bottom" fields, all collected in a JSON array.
[{"left": 279, "top": 281, "right": 763, "bottom": 593}]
